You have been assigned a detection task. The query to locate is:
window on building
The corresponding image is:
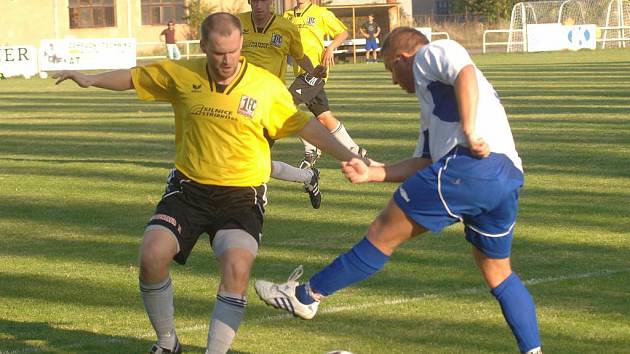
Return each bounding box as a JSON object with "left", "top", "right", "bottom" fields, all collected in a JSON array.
[
  {"left": 69, "top": 0, "right": 116, "bottom": 28},
  {"left": 141, "top": 0, "right": 186, "bottom": 25},
  {"left": 436, "top": 0, "right": 453, "bottom": 16}
]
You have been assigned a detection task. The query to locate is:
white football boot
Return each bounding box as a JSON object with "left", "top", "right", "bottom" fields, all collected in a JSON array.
[{"left": 255, "top": 265, "right": 320, "bottom": 320}]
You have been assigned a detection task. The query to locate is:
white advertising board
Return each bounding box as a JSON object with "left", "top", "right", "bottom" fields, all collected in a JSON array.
[
  {"left": 527, "top": 23, "right": 565, "bottom": 52},
  {"left": 415, "top": 27, "right": 432, "bottom": 41},
  {"left": 527, "top": 23, "right": 597, "bottom": 52},
  {"left": 39, "top": 38, "right": 136, "bottom": 71},
  {"left": 0, "top": 45, "right": 38, "bottom": 78},
  {"left": 565, "top": 25, "right": 597, "bottom": 50}
]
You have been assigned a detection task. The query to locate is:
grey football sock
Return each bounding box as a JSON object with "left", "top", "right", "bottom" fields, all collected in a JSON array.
[
  {"left": 206, "top": 291, "right": 247, "bottom": 354},
  {"left": 140, "top": 277, "right": 177, "bottom": 350},
  {"left": 331, "top": 122, "right": 360, "bottom": 153},
  {"left": 300, "top": 137, "right": 318, "bottom": 153},
  {"left": 271, "top": 160, "right": 313, "bottom": 183}
]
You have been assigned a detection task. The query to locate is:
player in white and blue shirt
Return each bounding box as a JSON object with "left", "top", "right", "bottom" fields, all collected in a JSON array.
[{"left": 255, "top": 28, "right": 542, "bottom": 353}]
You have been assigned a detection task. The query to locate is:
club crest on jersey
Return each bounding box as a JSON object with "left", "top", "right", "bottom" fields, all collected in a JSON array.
[
  {"left": 192, "top": 83, "right": 202, "bottom": 92},
  {"left": 238, "top": 95, "right": 257, "bottom": 118},
  {"left": 270, "top": 33, "right": 283, "bottom": 48},
  {"left": 306, "top": 16, "right": 316, "bottom": 25}
]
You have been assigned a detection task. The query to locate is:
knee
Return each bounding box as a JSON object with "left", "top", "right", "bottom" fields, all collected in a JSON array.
[
  {"left": 139, "top": 245, "right": 171, "bottom": 280},
  {"left": 478, "top": 259, "right": 513, "bottom": 288},
  {"left": 223, "top": 259, "right": 251, "bottom": 283},
  {"left": 365, "top": 216, "right": 393, "bottom": 254}
]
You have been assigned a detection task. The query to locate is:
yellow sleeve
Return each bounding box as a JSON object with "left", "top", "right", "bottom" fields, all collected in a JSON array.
[
  {"left": 322, "top": 9, "right": 347, "bottom": 37},
  {"left": 287, "top": 20, "right": 305, "bottom": 60},
  {"left": 130, "top": 60, "right": 173, "bottom": 102},
  {"left": 263, "top": 80, "right": 309, "bottom": 140}
]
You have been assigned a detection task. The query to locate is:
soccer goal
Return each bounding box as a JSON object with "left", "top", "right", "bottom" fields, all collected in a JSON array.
[{"left": 507, "top": 0, "right": 630, "bottom": 51}]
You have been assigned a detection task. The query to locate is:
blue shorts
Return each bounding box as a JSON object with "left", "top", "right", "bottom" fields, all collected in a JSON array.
[
  {"left": 365, "top": 39, "right": 379, "bottom": 51},
  {"left": 393, "top": 147, "right": 524, "bottom": 259}
]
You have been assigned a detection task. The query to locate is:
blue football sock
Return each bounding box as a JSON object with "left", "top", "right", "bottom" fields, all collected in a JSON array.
[
  {"left": 491, "top": 272, "right": 541, "bottom": 353},
  {"left": 304, "top": 237, "right": 389, "bottom": 300}
]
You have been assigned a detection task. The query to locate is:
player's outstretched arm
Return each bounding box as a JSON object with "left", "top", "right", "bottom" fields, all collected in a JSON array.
[
  {"left": 52, "top": 69, "right": 134, "bottom": 91},
  {"left": 342, "top": 157, "right": 430, "bottom": 184}
]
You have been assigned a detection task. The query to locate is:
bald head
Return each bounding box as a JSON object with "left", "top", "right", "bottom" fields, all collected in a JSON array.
[
  {"left": 200, "top": 12, "right": 243, "bottom": 42},
  {"left": 381, "top": 27, "right": 429, "bottom": 68}
]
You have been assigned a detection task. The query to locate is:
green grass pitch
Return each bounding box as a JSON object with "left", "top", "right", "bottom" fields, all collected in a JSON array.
[{"left": 1, "top": 49, "right": 629, "bottom": 353}]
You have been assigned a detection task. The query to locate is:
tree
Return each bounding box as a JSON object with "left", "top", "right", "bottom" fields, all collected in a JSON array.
[
  {"left": 184, "top": 0, "right": 218, "bottom": 40},
  {"left": 184, "top": 0, "right": 251, "bottom": 40},
  {"left": 455, "top": 0, "right": 520, "bottom": 22}
]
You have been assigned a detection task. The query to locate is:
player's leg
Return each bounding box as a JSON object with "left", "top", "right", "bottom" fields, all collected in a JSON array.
[
  {"left": 141, "top": 169, "right": 203, "bottom": 353},
  {"left": 305, "top": 198, "right": 426, "bottom": 298},
  {"left": 473, "top": 249, "right": 541, "bottom": 353},
  {"left": 206, "top": 229, "right": 258, "bottom": 354},
  {"left": 462, "top": 152, "right": 541, "bottom": 353},
  {"left": 271, "top": 160, "right": 314, "bottom": 183},
  {"left": 255, "top": 153, "right": 460, "bottom": 319},
  {"left": 206, "top": 185, "right": 266, "bottom": 353},
  {"left": 467, "top": 207, "right": 541, "bottom": 353},
  {"left": 271, "top": 161, "right": 321, "bottom": 208},
  {"left": 255, "top": 198, "right": 426, "bottom": 319},
  {"left": 139, "top": 226, "right": 181, "bottom": 354}
]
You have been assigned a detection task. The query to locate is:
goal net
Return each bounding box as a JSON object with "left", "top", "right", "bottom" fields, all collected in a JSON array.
[{"left": 508, "top": 0, "right": 630, "bottom": 51}]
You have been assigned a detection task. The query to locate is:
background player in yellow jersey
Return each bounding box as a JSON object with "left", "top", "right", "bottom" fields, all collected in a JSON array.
[
  {"left": 239, "top": 0, "right": 327, "bottom": 209},
  {"left": 285, "top": 0, "right": 368, "bottom": 168},
  {"left": 52, "top": 12, "right": 364, "bottom": 354}
]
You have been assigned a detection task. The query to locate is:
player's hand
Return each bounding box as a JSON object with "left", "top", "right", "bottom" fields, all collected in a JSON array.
[
  {"left": 466, "top": 134, "right": 490, "bottom": 158},
  {"left": 322, "top": 48, "right": 335, "bottom": 69},
  {"left": 52, "top": 70, "right": 92, "bottom": 88},
  {"left": 341, "top": 157, "right": 369, "bottom": 183},
  {"left": 311, "top": 65, "right": 327, "bottom": 78}
]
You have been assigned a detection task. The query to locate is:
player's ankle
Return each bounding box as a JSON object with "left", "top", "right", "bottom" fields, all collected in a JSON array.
[{"left": 295, "top": 282, "right": 322, "bottom": 304}]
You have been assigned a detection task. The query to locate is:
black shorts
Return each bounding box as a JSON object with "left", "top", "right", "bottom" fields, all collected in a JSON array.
[
  {"left": 288, "top": 73, "right": 329, "bottom": 116},
  {"left": 305, "top": 88, "right": 330, "bottom": 117},
  {"left": 147, "top": 169, "right": 267, "bottom": 265}
]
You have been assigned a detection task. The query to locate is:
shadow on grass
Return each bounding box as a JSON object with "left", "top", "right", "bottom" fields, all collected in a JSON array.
[{"left": 0, "top": 319, "right": 205, "bottom": 353}]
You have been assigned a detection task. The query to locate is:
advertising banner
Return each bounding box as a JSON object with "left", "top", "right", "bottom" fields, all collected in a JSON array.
[
  {"left": 527, "top": 23, "right": 597, "bottom": 52},
  {"left": 527, "top": 24, "right": 565, "bottom": 52},
  {"left": 39, "top": 38, "right": 136, "bottom": 71},
  {"left": 0, "top": 45, "right": 38, "bottom": 78},
  {"left": 565, "top": 25, "right": 597, "bottom": 50}
]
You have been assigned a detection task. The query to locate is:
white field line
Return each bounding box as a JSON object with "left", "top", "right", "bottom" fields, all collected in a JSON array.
[
  {"left": 2, "top": 268, "right": 627, "bottom": 353},
  {"left": 152, "top": 267, "right": 630, "bottom": 336}
]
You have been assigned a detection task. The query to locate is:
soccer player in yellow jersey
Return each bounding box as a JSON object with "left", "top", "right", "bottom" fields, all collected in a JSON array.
[
  {"left": 239, "top": 0, "right": 327, "bottom": 209},
  {"left": 52, "top": 13, "right": 363, "bottom": 354},
  {"left": 285, "top": 0, "right": 368, "bottom": 168}
]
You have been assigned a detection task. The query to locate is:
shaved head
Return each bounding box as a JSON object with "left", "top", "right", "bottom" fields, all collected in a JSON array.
[{"left": 200, "top": 12, "right": 243, "bottom": 42}]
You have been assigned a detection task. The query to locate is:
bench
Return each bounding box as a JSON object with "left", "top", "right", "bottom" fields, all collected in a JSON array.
[{"left": 324, "top": 38, "right": 380, "bottom": 62}]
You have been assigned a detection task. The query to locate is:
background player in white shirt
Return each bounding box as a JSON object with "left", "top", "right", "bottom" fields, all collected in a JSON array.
[{"left": 256, "top": 27, "right": 542, "bottom": 354}]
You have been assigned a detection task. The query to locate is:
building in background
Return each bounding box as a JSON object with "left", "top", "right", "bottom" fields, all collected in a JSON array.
[
  {"left": 412, "top": 0, "right": 456, "bottom": 23},
  {"left": 0, "top": 0, "right": 253, "bottom": 47},
  {"left": 0, "top": 0, "right": 418, "bottom": 57}
]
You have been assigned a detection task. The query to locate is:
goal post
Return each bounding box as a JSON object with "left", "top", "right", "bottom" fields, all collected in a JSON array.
[{"left": 507, "top": 0, "right": 630, "bottom": 51}]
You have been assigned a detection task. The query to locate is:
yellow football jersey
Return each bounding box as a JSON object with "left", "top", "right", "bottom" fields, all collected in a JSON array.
[
  {"left": 284, "top": 3, "right": 347, "bottom": 76},
  {"left": 130, "top": 57, "right": 309, "bottom": 187},
  {"left": 239, "top": 11, "right": 304, "bottom": 81}
]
